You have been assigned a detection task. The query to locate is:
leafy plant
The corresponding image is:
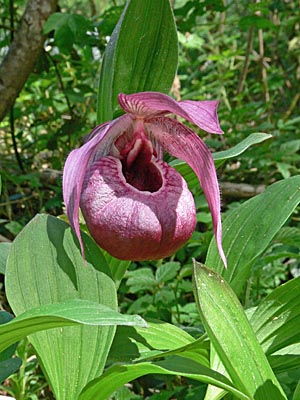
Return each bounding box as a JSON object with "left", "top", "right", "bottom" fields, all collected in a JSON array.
[{"left": 1, "top": 1, "right": 300, "bottom": 399}]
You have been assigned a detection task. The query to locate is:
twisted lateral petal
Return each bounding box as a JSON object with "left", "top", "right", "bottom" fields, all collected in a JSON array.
[
  {"left": 146, "top": 117, "right": 227, "bottom": 267},
  {"left": 62, "top": 115, "right": 132, "bottom": 257},
  {"left": 118, "top": 92, "right": 223, "bottom": 134}
]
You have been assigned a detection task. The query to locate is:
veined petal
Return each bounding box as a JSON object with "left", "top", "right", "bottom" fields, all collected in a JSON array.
[
  {"left": 146, "top": 117, "right": 227, "bottom": 267},
  {"left": 118, "top": 92, "right": 223, "bottom": 134},
  {"left": 62, "top": 114, "right": 132, "bottom": 257},
  {"left": 80, "top": 157, "right": 196, "bottom": 261}
]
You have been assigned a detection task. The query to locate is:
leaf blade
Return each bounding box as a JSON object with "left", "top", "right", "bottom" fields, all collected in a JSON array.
[
  {"left": 79, "top": 358, "right": 250, "bottom": 400},
  {"left": 97, "top": 0, "right": 178, "bottom": 123},
  {"left": 206, "top": 176, "right": 300, "bottom": 296},
  {"left": 5, "top": 214, "right": 118, "bottom": 400},
  {"left": 0, "top": 299, "right": 146, "bottom": 354},
  {"left": 193, "top": 262, "right": 287, "bottom": 400}
]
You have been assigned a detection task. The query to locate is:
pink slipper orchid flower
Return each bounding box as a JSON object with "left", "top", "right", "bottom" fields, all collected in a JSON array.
[{"left": 63, "top": 91, "right": 226, "bottom": 266}]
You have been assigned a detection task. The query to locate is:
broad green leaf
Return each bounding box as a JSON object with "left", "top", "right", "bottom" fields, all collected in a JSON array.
[
  {"left": 79, "top": 358, "right": 250, "bottom": 400},
  {"left": 280, "top": 139, "right": 300, "bottom": 154},
  {"left": 5, "top": 214, "right": 117, "bottom": 400},
  {"left": 0, "top": 242, "right": 10, "bottom": 274},
  {"left": 155, "top": 262, "right": 180, "bottom": 283},
  {"left": 193, "top": 262, "right": 287, "bottom": 400},
  {"left": 171, "top": 133, "right": 272, "bottom": 190},
  {"left": 0, "top": 358, "right": 22, "bottom": 383},
  {"left": 108, "top": 318, "right": 205, "bottom": 363},
  {"left": 205, "top": 278, "right": 300, "bottom": 399},
  {"left": 126, "top": 268, "right": 156, "bottom": 293},
  {"left": 250, "top": 278, "right": 300, "bottom": 356},
  {"left": 0, "top": 299, "right": 146, "bottom": 354},
  {"left": 97, "top": 0, "right": 178, "bottom": 123},
  {"left": 206, "top": 176, "right": 300, "bottom": 297},
  {"left": 269, "top": 343, "right": 300, "bottom": 374}
]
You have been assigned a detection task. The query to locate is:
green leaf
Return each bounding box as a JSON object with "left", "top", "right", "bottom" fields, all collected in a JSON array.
[
  {"left": 0, "top": 311, "right": 17, "bottom": 362},
  {"left": 0, "top": 357, "right": 22, "bottom": 383},
  {"left": 108, "top": 318, "right": 197, "bottom": 363},
  {"left": 43, "top": 12, "right": 92, "bottom": 51},
  {"left": 0, "top": 299, "right": 146, "bottom": 354},
  {"left": 126, "top": 268, "right": 156, "bottom": 293},
  {"left": 269, "top": 343, "right": 300, "bottom": 374},
  {"left": 5, "top": 214, "right": 118, "bottom": 400},
  {"left": 193, "top": 262, "right": 287, "bottom": 400},
  {"left": 292, "top": 381, "right": 300, "bottom": 400},
  {"left": 79, "top": 358, "right": 250, "bottom": 400},
  {"left": 250, "top": 278, "right": 300, "bottom": 356},
  {"left": 213, "top": 132, "right": 272, "bottom": 165},
  {"left": 0, "top": 242, "right": 10, "bottom": 274},
  {"left": 97, "top": 0, "right": 178, "bottom": 123},
  {"left": 155, "top": 262, "right": 180, "bottom": 283},
  {"left": 104, "top": 251, "right": 131, "bottom": 288},
  {"left": 206, "top": 176, "right": 300, "bottom": 297},
  {"left": 0, "top": 311, "right": 22, "bottom": 384},
  {"left": 239, "top": 15, "right": 276, "bottom": 30},
  {"left": 170, "top": 133, "right": 272, "bottom": 190},
  {"left": 280, "top": 139, "right": 300, "bottom": 154},
  {"left": 204, "top": 346, "right": 228, "bottom": 400},
  {"left": 205, "top": 278, "right": 300, "bottom": 398}
]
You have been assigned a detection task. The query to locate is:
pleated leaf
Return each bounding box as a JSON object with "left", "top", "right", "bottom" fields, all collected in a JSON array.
[
  {"left": 97, "top": 0, "right": 178, "bottom": 123},
  {"left": 269, "top": 343, "right": 300, "bottom": 374},
  {"left": 108, "top": 319, "right": 208, "bottom": 366},
  {"left": 193, "top": 262, "right": 287, "bottom": 400},
  {"left": 79, "top": 358, "right": 250, "bottom": 400},
  {"left": 5, "top": 214, "right": 118, "bottom": 400},
  {"left": 0, "top": 299, "right": 146, "bottom": 354},
  {"left": 250, "top": 278, "right": 300, "bottom": 356},
  {"left": 206, "top": 175, "right": 300, "bottom": 297}
]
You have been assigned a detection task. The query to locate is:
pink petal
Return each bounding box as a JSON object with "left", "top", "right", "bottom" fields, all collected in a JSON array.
[
  {"left": 80, "top": 157, "right": 196, "bottom": 261},
  {"left": 146, "top": 117, "right": 227, "bottom": 267},
  {"left": 118, "top": 92, "right": 223, "bottom": 134},
  {"left": 62, "top": 114, "right": 132, "bottom": 257}
]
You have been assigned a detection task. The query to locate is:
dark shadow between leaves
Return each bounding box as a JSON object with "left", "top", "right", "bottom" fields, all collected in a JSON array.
[
  {"left": 46, "top": 215, "right": 79, "bottom": 291},
  {"left": 108, "top": 325, "right": 159, "bottom": 363}
]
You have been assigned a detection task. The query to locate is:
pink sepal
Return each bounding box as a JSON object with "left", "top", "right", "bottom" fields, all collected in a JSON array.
[{"left": 118, "top": 92, "right": 223, "bottom": 134}]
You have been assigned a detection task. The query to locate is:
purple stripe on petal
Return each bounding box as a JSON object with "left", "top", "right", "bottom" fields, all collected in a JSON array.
[
  {"left": 62, "top": 114, "right": 132, "bottom": 258},
  {"left": 118, "top": 92, "right": 223, "bottom": 134},
  {"left": 177, "top": 100, "right": 223, "bottom": 135},
  {"left": 80, "top": 156, "right": 196, "bottom": 261},
  {"left": 146, "top": 117, "right": 227, "bottom": 267}
]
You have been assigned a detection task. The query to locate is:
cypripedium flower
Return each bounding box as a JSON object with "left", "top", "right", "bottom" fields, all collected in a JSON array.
[{"left": 63, "top": 91, "right": 226, "bottom": 266}]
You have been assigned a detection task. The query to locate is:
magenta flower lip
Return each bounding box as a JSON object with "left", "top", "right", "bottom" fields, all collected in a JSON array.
[{"left": 63, "top": 91, "right": 227, "bottom": 266}]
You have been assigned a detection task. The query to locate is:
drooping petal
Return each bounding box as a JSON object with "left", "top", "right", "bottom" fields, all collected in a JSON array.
[
  {"left": 118, "top": 91, "right": 223, "bottom": 134},
  {"left": 146, "top": 117, "right": 227, "bottom": 267},
  {"left": 62, "top": 114, "right": 132, "bottom": 257}
]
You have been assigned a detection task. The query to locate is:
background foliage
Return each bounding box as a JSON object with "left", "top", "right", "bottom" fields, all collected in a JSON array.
[{"left": 0, "top": 0, "right": 300, "bottom": 399}]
